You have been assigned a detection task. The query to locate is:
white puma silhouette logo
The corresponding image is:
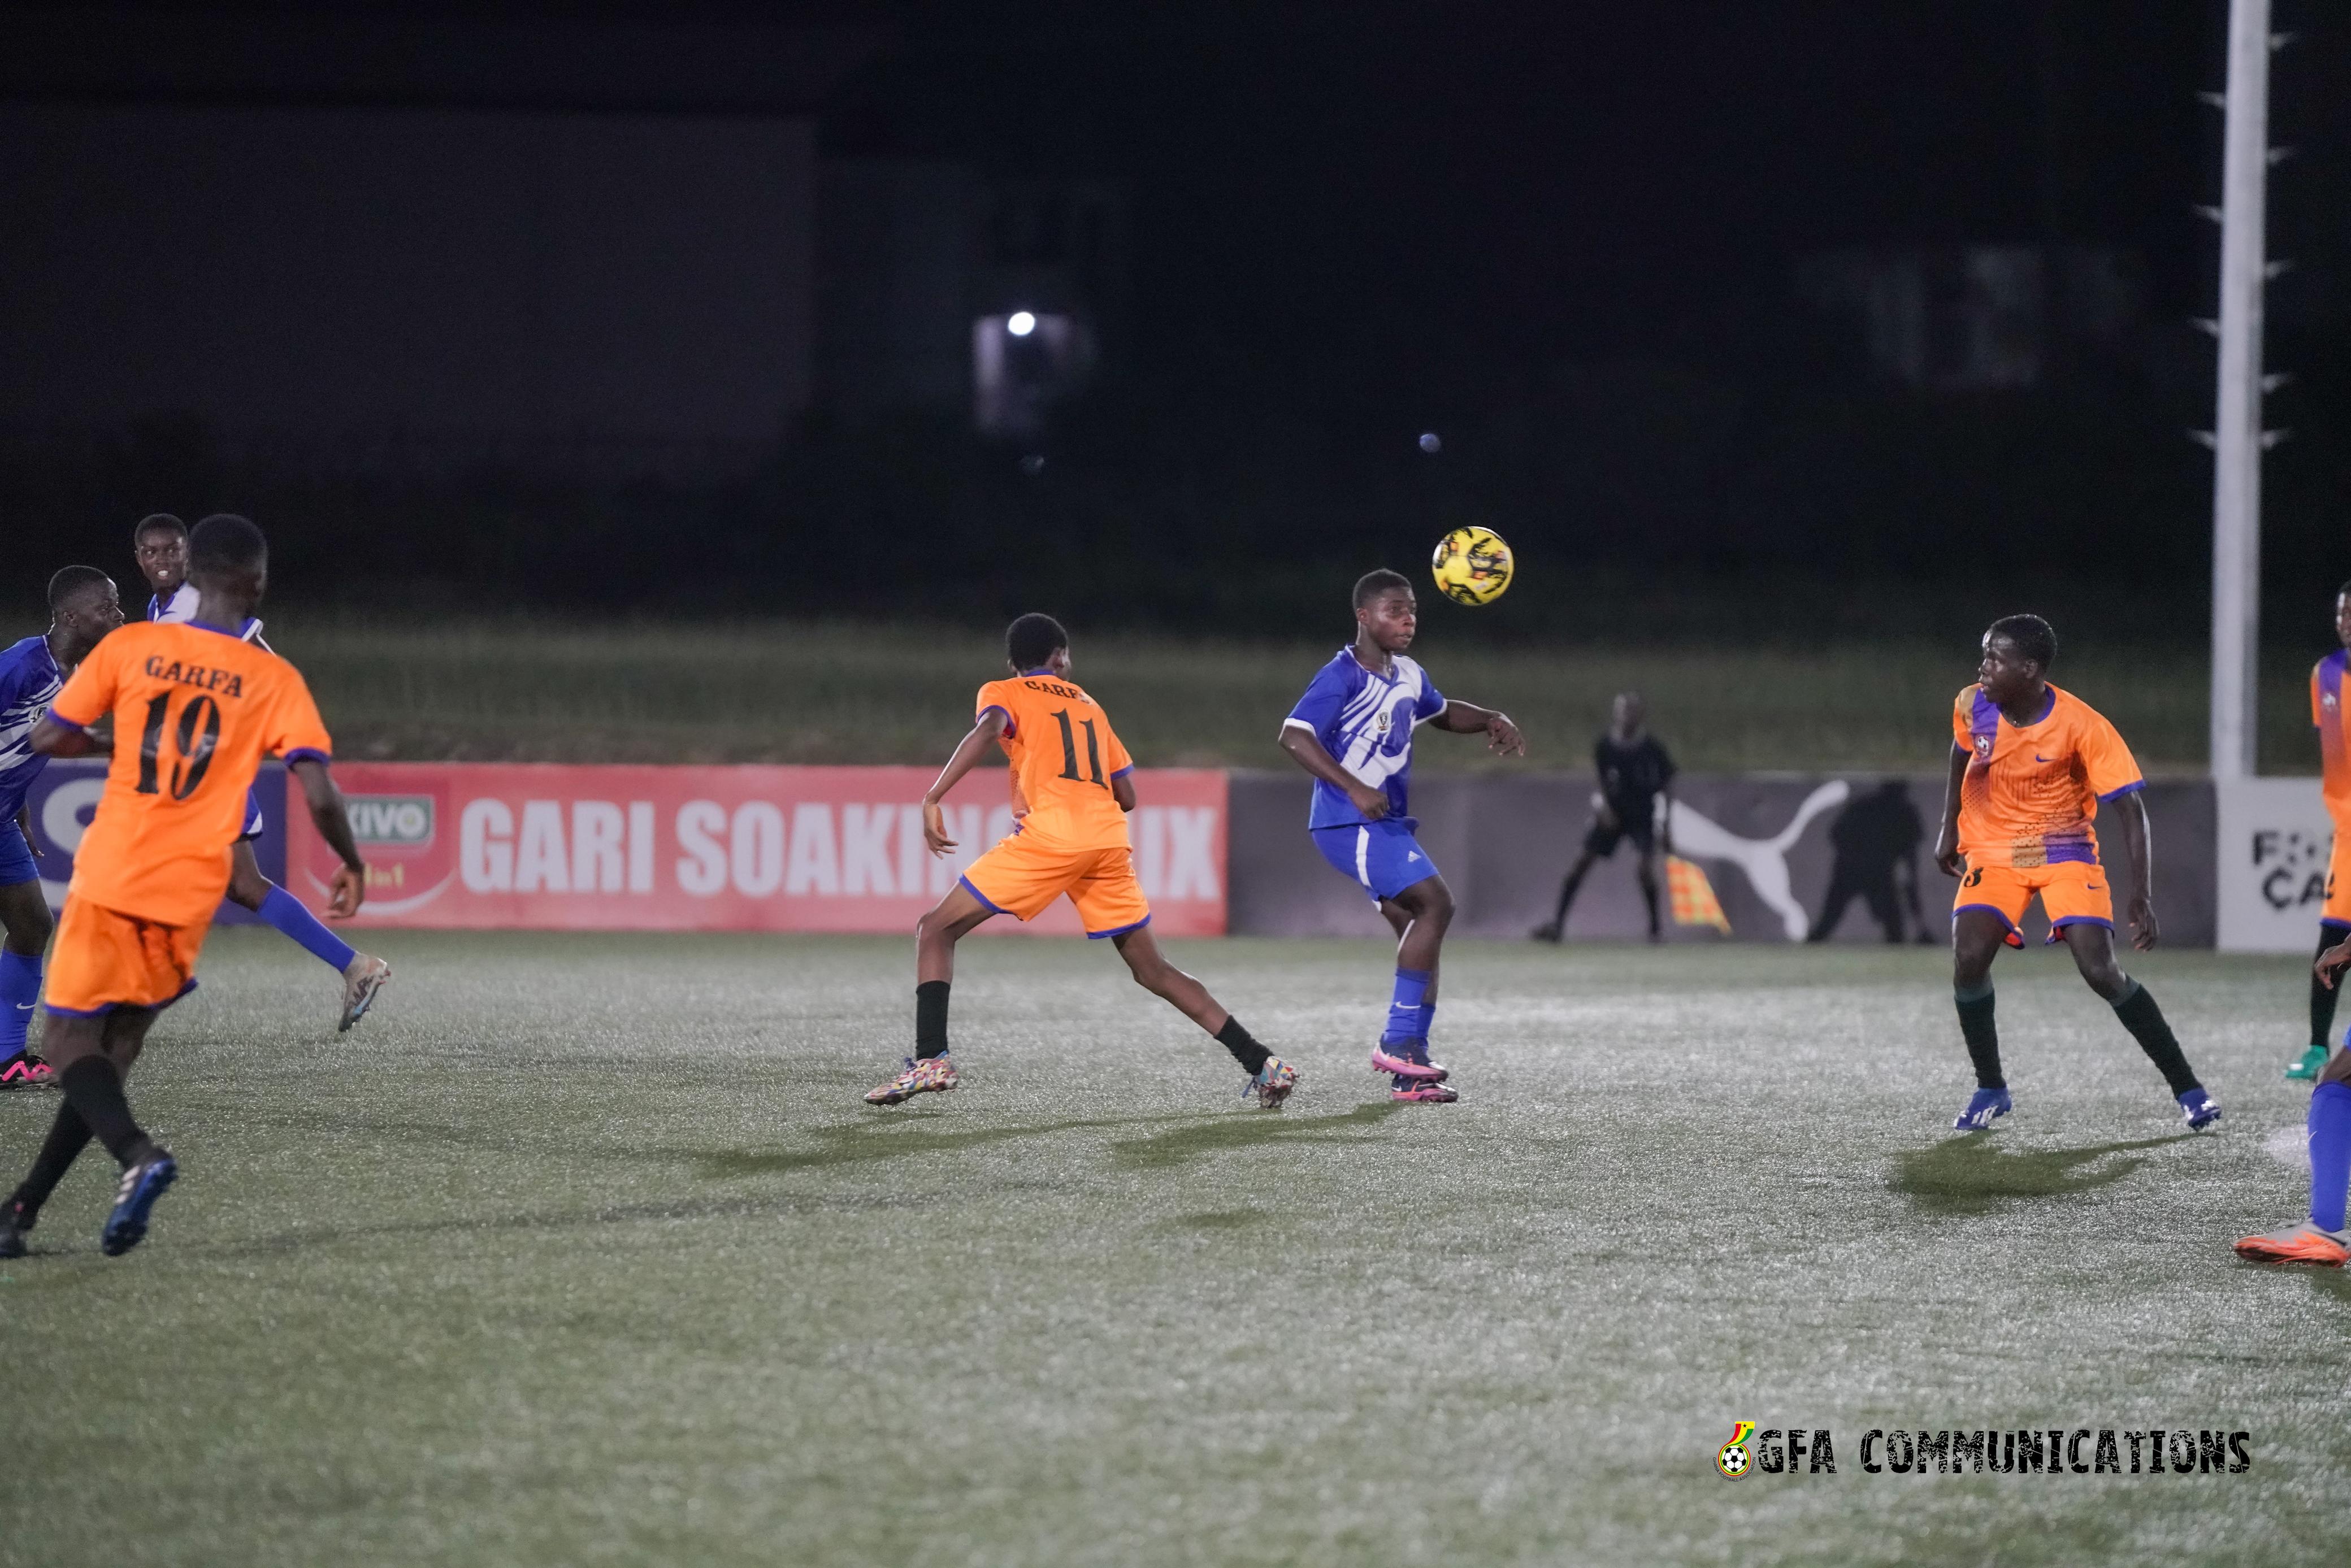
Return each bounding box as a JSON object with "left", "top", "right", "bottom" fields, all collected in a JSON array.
[{"left": 1665, "top": 781, "right": 1851, "bottom": 940}]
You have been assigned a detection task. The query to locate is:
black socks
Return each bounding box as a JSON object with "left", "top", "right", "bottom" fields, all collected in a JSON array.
[
  {"left": 1955, "top": 983, "right": 2002, "bottom": 1089},
  {"left": 56, "top": 1057, "right": 151, "bottom": 1166},
  {"left": 11, "top": 1101, "right": 94, "bottom": 1219},
  {"left": 914, "top": 980, "right": 951, "bottom": 1059},
  {"left": 2111, "top": 980, "right": 2200, "bottom": 1097},
  {"left": 1214, "top": 1017, "right": 1271, "bottom": 1076},
  {"left": 2315, "top": 928, "right": 2345, "bottom": 1050}
]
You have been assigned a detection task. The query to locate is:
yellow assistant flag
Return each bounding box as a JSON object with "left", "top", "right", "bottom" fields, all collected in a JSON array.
[{"left": 1665, "top": 855, "right": 1732, "bottom": 934}]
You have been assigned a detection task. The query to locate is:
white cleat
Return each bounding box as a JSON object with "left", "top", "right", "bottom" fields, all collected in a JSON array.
[{"left": 339, "top": 954, "right": 392, "bottom": 1033}]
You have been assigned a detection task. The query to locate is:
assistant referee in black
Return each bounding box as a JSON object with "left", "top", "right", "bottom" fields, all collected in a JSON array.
[{"left": 1534, "top": 691, "right": 1677, "bottom": 943}]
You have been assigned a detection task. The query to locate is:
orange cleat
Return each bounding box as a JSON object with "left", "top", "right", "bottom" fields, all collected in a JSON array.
[{"left": 2234, "top": 1222, "right": 2350, "bottom": 1266}]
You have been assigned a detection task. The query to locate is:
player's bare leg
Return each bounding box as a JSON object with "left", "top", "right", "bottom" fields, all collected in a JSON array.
[
  {"left": 869, "top": 884, "right": 994, "bottom": 1105},
  {"left": 1111, "top": 924, "right": 1295, "bottom": 1106},
  {"left": 1948, "top": 907, "right": 2011, "bottom": 1130},
  {"left": 224, "top": 841, "right": 391, "bottom": 1032},
  {"left": 1370, "top": 877, "right": 1455, "bottom": 1099},
  {"left": 0, "top": 879, "right": 55, "bottom": 1088},
  {"left": 6, "top": 1005, "right": 176, "bottom": 1257},
  {"left": 2058, "top": 920, "right": 2216, "bottom": 1129}
]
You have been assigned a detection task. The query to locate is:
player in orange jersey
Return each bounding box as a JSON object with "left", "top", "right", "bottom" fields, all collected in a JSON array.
[
  {"left": 1934, "top": 615, "right": 2217, "bottom": 1134},
  {"left": 2285, "top": 583, "right": 2351, "bottom": 1080},
  {"left": 0, "top": 515, "right": 369, "bottom": 1260},
  {"left": 866, "top": 613, "right": 1297, "bottom": 1109}
]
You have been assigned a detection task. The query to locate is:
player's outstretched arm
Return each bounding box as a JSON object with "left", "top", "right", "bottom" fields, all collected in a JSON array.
[
  {"left": 290, "top": 757, "right": 368, "bottom": 919},
  {"left": 2113, "top": 790, "right": 2159, "bottom": 951},
  {"left": 2319, "top": 935, "right": 2351, "bottom": 989},
  {"left": 922, "top": 709, "right": 1010, "bottom": 855},
  {"left": 1277, "top": 722, "right": 1391, "bottom": 820},
  {"left": 27, "top": 714, "right": 98, "bottom": 758},
  {"left": 1932, "top": 744, "right": 1968, "bottom": 876},
  {"left": 1426, "top": 700, "right": 1524, "bottom": 755}
]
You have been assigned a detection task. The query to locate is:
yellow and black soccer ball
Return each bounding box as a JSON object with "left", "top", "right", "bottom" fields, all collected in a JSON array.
[{"left": 1430, "top": 525, "right": 1513, "bottom": 606}]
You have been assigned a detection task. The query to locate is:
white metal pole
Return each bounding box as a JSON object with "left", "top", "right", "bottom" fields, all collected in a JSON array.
[{"left": 2210, "top": 0, "right": 2271, "bottom": 781}]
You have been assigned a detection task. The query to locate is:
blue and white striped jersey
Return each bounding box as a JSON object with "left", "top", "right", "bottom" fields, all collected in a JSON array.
[
  {"left": 151, "top": 583, "right": 266, "bottom": 648},
  {"left": 1283, "top": 648, "right": 1447, "bottom": 829},
  {"left": 0, "top": 634, "right": 63, "bottom": 818}
]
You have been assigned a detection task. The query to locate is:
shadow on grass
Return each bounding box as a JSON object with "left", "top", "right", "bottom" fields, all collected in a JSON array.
[
  {"left": 1891, "top": 1134, "right": 2190, "bottom": 1217},
  {"left": 695, "top": 1112, "right": 1204, "bottom": 1179},
  {"left": 1113, "top": 1101, "right": 1402, "bottom": 1170},
  {"left": 1166, "top": 1209, "right": 1272, "bottom": 1232}
]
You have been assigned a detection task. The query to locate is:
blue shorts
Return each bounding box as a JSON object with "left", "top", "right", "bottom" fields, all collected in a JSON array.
[
  {"left": 238, "top": 785, "right": 264, "bottom": 842},
  {"left": 0, "top": 818, "right": 33, "bottom": 889},
  {"left": 1311, "top": 818, "right": 1442, "bottom": 905}
]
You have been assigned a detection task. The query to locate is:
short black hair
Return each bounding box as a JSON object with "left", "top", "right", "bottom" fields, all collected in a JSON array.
[
  {"left": 1986, "top": 613, "right": 2057, "bottom": 671},
  {"left": 132, "top": 512, "right": 185, "bottom": 545},
  {"left": 189, "top": 512, "right": 266, "bottom": 576},
  {"left": 46, "top": 564, "right": 111, "bottom": 613},
  {"left": 1007, "top": 612, "right": 1068, "bottom": 672},
  {"left": 1353, "top": 568, "right": 1413, "bottom": 609}
]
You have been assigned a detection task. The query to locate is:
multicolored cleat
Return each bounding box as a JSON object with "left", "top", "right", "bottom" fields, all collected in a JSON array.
[
  {"left": 0, "top": 1053, "right": 53, "bottom": 1091},
  {"left": 1245, "top": 1057, "right": 1299, "bottom": 1110},
  {"left": 2286, "top": 1044, "right": 2329, "bottom": 1081},
  {"left": 865, "top": 1054, "right": 959, "bottom": 1106},
  {"left": 2178, "top": 1087, "right": 2222, "bottom": 1131},
  {"left": 2233, "top": 1220, "right": 2349, "bottom": 1266},
  {"left": 1392, "top": 1081, "right": 1459, "bottom": 1104},
  {"left": 1370, "top": 1044, "right": 1448, "bottom": 1082},
  {"left": 1953, "top": 1087, "right": 2011, "bottom": 1131},
  {"left": 339, "top": 954, "right": 393, "bottom": 1033},
  {"left": 100, "top": 1149, "right": 177, "bottom": 1257}
]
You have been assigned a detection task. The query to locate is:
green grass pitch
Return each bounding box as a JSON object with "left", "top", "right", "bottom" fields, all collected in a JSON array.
[{"left": 5, "top": 931, "right": 2350, "bottom": 1566}]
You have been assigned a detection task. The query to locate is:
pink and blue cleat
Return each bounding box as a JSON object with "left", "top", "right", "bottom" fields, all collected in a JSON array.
[
  {"left": 1392, "top": 1081, "right": 1459, "bottom": 1104},
  {"left": 0, "top": 1053, "right": 53, "bottom": 1091},
  {"left": 1370, "top": 1045, "right": 1448, "bottom": 1082}
]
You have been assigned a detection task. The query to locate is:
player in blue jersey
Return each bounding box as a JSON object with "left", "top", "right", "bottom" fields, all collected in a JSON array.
[
  {"left": 134, "top": 514, "right": 391, "bottom": 1030},
  {"left": 1278, "top": 568, "right": 1524, "bottom": 1102},
  {"left": 0, "top": 566, "right": 125, "bottom": 1088}
]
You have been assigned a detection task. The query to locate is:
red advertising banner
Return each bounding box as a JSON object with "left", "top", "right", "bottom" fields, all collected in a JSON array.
[{"left": 284, "top": 764, "right": 1229, "bottom": 936}]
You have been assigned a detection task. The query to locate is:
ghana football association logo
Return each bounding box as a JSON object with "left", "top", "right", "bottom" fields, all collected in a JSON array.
[{"left": 1717, "top": 1421, "right": 1759, "bottom": 1479}]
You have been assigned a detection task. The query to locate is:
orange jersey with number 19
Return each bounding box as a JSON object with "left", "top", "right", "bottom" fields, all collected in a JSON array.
[
  {"left": 977, "top": 671, "right": 1135, "bottom": 853},
  {"left": 47, "top": 620, "right": 332, "bottom": 927}
]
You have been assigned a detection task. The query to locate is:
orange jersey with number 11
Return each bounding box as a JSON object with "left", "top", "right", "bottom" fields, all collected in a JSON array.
[
  {"left": 977, "top": 671, "right": 1135, "bottom": 853},
  {"left": 47, "top": 620, "right": 332, "bottom": 927}
]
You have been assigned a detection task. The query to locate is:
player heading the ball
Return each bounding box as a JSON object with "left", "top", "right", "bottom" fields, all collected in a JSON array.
[
  {"left": 865, "top": 613, "right": 1298, "bottom": 1110},
  {"left": 1279, "top": 569, "right": 1524, "bottom": 1103}
]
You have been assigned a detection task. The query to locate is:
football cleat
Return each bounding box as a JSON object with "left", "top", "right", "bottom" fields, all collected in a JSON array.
[
  {"left": 0, "top": 1053, "right": 53, "bottom": 1091},
  {"left": 2234, "top": 1220, "right": 2349, "bottom": 1266},
  {"left": 1370, "top": 1045, "right": 1448, "bottom": 1082},
  {"left": 1529, "top": 922, "right": 1563, "bottom": 944},
  {"left": 0, "top": 1200, "right": 29, "bottom": 1259},
  {"left": 1391, "top": 1081, "right": 1459, "bottom": 1104},
  {"left": 2178, "top": 1088, "right": 2222, "bottom": 1132},
  {"left": 865, "top": 1054, "right": 958, "bottom": 1106},
  {"left": 339, "top": 954, "right": 393, "bottom": 1033},
  {"left": 1245, "top": 1057, "right": 1299, "bottom": 1110},
  {"left": 2287, "top": 1044, "right": 2330, "bottom": 1081},
  {"left": 1953, "top": 1087, "right": 2011, "bottom": 1131},
  {"left": 100, "top": 1149, "right": 177, "bottom": 1257}
]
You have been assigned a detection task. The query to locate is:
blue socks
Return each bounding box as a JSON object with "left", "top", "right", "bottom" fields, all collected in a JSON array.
[
  {"left": 1382, "top": 967, "right": 1433, "bottom": 1051},
  {"left": 0, "top": 947, "right": 38, "bottom": 1059},
  {"left": 2311, "top": 1081, "right": 2351, "bottom": 1233},
  {"left": 257, "top": 885, "right": 357, "bottom": 973}
]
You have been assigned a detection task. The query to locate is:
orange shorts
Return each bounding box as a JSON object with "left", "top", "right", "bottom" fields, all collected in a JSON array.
[
  {"left": 2327, "top": 828, "right": 2351, "bottom": 928},
  {"left": 960, "top": 833, "right": 1152, "bottom": 938},
  {"left": 44, "top": 894, "right": 210, "bottom": 1016},
  {"left": 1954, "top": 858, "right": 2113, "bottom": 935}
]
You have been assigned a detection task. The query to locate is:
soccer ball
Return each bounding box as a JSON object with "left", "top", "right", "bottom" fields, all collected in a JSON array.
[
  {"left": 1717, "top": 1444, "right": 1750, "bottom": 1478},
  {"left": 1430, "top": 525, "right": 1513, "bottom": 606}
]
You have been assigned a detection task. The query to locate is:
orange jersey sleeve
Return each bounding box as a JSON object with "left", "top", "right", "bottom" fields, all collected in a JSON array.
[
  {"left": 2067, "top": 702, "right": 2142, "bottom": 802},
  {"left": 61, "top": 623, "right": 334, "bottom": 927},
  {"left": 2317, "top": 653, "right": 2351, "bottom": 816},
  {"left": 976, "top": 674, "right": 1133, "bottom": 852}
]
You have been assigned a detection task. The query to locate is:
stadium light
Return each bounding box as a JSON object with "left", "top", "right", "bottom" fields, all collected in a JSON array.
[{"left": 1007, "top": 311, "right": 1037, "bottom": 338}]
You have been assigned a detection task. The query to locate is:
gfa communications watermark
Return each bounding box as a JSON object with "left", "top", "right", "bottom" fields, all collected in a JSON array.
[{"left": 1714, "top": 1422, "right": 2251, "bottom": 1478}]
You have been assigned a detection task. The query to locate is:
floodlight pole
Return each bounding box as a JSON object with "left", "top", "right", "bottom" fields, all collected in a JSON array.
[{"left": 2208, "top": 0, "right": 2272, "bottom": 782}]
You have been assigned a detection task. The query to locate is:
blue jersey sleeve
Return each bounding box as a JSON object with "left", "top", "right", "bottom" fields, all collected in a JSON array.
[
  {"left": 1286, "top": 658, "right": 1356, "bottom": 736},
  {"left": 1413, "top": 675, "right": 1446, "bottom": 723}
]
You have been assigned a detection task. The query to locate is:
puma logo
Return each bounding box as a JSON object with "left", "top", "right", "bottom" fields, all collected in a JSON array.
[{"left": 1666, "top": 782, "right": 1851, "bottom": 940}]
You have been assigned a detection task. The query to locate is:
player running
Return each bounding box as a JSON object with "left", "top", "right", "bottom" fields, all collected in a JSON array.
[
  {"left": 865, "top": 613, "right": 1298, "bottom": 1109},
  {"left": 1936, "top": 615, "right": 2219, "bottom": 1133},
  {"left": 0, "top": 567, "right": 125, "bottom": 1089},
  {"left": 2238, "top": 932, "right": 2351, "bottom": 1263},
  {"left": 1279, "top": 569, "right": 1524, "bottom": 1103},
  {"left": 134, "top": 512, "right": 389, "bottom": 1031},
  {"left": 0, "top": 515, "right": 370, "bottom": 1259},
  {"left": 2286, "top": 583, "right": 2351, "bottom": 1080}
]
